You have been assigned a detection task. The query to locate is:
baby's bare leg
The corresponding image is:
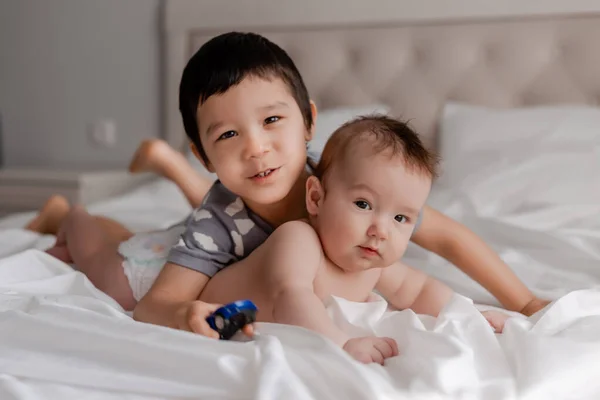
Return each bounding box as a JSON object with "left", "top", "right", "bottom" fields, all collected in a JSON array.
[
  {"left": 128, "top": 139, "right": 213, "bottom": 208},
  {"left": 57, "top": 205, "right": 136, "bottom": 310}
]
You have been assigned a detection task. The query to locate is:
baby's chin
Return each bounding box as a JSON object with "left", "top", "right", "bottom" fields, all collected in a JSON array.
[{"left": 335, "top": 257, "right": 382, "bottom": 273}]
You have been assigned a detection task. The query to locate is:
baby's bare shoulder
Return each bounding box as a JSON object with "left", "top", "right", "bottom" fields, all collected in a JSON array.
[
  {"left": 270, "top": 220, "right": 324, "bottom": 266},
  {"left": 273, "top": 220, "right": 321, "bottom": 244}
]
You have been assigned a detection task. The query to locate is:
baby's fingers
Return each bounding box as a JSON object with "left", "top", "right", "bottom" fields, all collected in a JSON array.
[{"left": 374, "top": 337, "right": 398, "bottom": 359}]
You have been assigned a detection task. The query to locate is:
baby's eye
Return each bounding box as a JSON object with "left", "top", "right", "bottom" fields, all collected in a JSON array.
[
  {"left": 217, "top": 131, "right": 237, "bottom": 141},
  {"left": 395, "top": 215, "right": 408, "bottom": 224},
  {"left": 265, "top": 116, "right": 280, "bottom": 124},
  {"left": 354, "top": 200, "right": 371, "bottom": 210}
]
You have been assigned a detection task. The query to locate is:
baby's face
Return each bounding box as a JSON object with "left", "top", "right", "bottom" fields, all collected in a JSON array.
[{"left": 314, "top": 145, "right": 432, "bottom": 272}]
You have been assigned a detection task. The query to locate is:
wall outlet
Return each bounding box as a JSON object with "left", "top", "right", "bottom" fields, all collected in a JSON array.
[{"left": 88, "top": 119, "right": 117, "bottom": 148}]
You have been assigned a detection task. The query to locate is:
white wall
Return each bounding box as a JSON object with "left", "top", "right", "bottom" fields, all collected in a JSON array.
[{"left": 0, "top": 0, "right": 161, "bottom": 169}]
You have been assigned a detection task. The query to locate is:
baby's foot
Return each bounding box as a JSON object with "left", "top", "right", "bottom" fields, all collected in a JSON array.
[
  {"left": 128, "top": 139, "right": 176, "bottom": 176},
  {"left": 25, "top": 195, "right": 70, "bottom": 235}
]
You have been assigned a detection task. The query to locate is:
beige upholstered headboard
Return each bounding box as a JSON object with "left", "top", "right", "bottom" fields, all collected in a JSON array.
[{"left": 162, "top": 0, "right": 600, "bottom": 151}]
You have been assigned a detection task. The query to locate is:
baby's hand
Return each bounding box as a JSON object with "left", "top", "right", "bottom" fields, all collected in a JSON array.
[
  {"left": 343, "top": 336, "right": 399, "bottom": 365},
  {"left": 481, "top": 310, "right": 510, "bottom": 333}
]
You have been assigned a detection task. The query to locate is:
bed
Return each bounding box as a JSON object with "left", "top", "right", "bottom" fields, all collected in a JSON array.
[{"left": 2, "top": 1, "right": 600, "bottom": 398}]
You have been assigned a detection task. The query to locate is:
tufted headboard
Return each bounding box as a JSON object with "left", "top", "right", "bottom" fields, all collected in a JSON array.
[{"left": 162, "top": 0, "right": 600, "bottom": 152}]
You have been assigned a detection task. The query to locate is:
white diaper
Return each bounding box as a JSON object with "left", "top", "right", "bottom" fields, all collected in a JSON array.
[{"left": 118, "top": 224, "right": 186, "bottom": 301}]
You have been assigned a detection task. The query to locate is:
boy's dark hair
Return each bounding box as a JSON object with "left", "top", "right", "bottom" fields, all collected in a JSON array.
[
  {"left": 314, "top": 114, "right": 439, "bottom": 183},
  {"left": 179, "top": 32, "right": 313, "bottom": 163}
]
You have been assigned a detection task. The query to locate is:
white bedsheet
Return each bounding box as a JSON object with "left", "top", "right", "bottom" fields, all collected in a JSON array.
[
  {"left": 1, "top": 133, "right": 599, "bottom": 399},
  {"left": 1, "top": 250, "right": 600, "bottom": 400}
]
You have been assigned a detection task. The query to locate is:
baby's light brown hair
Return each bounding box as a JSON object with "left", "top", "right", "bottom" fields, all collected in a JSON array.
[{"left": 313, "top": 115, "right": 439, "bottom": 184}]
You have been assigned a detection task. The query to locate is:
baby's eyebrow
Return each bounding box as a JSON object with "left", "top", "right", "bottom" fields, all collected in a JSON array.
[{"left": 397, "top": 206, "right": 420, "bottom": 217}]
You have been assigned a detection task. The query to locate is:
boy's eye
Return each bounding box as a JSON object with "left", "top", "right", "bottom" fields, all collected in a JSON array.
[
  {"left": 395, "top": 215, "right": 408, "bottom": 224},
  {"left": 217, "top": 131, "right": 237, "bottom": 141},
  {"left": 354, "top": 200, "right": 371, "bottom": 210},
  {"left": 264, "top": 116, "right": 280, "bottom": 124}
]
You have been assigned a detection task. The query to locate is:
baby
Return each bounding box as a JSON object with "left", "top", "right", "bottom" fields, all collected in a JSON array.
[{"left": 199, "top": 115, "right": 510, "bottom": 364}]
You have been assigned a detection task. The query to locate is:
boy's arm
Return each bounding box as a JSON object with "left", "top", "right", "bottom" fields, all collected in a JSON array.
[
  {"left": 376, "top": 261, "right": 454, "bottom": 316},
  {"left": 133, "top": 262, "right": 220, "bottom": 338},
  {"left": 411, "top": 205, "right": 548, "bottom": 315},
  {"left": 266, "top": 221, "right": 350, "bottom": 346},
  {"left": 134, "top": 199, "right": 238, "bottom": 337}
]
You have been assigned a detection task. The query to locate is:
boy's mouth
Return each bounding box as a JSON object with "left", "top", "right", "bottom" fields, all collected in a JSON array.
[{"left": 250, "top": 167, "right": 279, "bottom": 180}]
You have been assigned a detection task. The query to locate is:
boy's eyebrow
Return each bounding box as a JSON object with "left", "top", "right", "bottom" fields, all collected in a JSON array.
[
  {"left": 205, "top": 121, "right": 224, "bottom": 137},
  {"left": 260, "top": 101, "right": 290, "bottom": 111}
]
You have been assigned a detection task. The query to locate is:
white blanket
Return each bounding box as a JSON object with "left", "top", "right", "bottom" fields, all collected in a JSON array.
[{"left": 1, "top": 250, "right": 600, "bottom": 399}]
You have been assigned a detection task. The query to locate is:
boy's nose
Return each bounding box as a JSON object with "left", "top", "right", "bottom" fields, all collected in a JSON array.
[{"left": 245, "top": 133, "right": 269, "bottom": 159}]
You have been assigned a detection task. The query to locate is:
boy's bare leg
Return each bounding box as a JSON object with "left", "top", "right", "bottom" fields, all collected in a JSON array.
[
  {"left": 128, "top": 139, "right": 213, "bottom": 208},
  {"left": 26, "top": 195, "right": 133, "bottom": 241},
  {"left": 55, "top": 205, "right": 136, "bottom": 310},
  {"left": 25, "top": 195, "right": 71, "bottom": 235}
]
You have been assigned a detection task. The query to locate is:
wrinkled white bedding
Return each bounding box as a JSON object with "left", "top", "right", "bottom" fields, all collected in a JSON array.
[{"left": 1, "top": 120, "right": 599, "bottom": 399}]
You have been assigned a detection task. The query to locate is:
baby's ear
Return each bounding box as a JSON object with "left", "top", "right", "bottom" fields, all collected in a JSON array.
[
  {"left": 190, "top": 143, "right": 215, "bottom": 173},
  {"left": 306, "top": 175, "right": 324, "bottom": 216}
]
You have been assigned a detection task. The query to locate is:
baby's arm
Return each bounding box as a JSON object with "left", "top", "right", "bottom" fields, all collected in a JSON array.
[
  {"left": 376, "top": 262, "right": 510, "bottom": 332},
  {"left": 376, "top": 261, "right": 453, "bottom": 316},
  {"left": 265, "top": 221, "right": 349, "bottom": 346},
  {"left": 411, "top": 206, "right": 549, "bottom": 315},
  {"left": 266, "top": 221, "right": 398, "bottom": 364}
]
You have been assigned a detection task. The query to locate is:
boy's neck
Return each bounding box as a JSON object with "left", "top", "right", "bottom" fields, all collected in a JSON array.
[{"left": 245, "top": 169, "right": 310, "bottom": 228}]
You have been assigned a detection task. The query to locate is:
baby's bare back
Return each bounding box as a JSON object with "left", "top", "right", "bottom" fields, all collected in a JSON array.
[{"left": 199, "top": 221, "right": 381, "bottom": 322}]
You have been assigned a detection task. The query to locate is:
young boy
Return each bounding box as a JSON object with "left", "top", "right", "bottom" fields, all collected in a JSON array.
[
  {"left": 196, "top": 114, "right": 510, "bottom": 364},
  {"left": 32, "top": 32, "right": 546, "bottom": 330}
]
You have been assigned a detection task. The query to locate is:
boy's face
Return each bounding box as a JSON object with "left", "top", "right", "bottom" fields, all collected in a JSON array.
[
  {"left": 309, "top": 142, "right": 432, "bottom": 272},
  {"left": 196, "top": 77, "right": 313, "bottom": 206}
]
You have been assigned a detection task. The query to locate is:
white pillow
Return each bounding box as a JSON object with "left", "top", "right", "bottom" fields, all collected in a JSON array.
[
  {"left": 310, "top": 104, "right": 391, "bottom": 154},
  {"left": 439, "top": 102, "right": 600, "bottom": 185}
]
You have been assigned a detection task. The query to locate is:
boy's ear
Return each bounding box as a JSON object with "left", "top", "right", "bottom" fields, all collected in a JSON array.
[
  {"left": 305, "top": 175, "right": 324, "bottom": 216},
  {"left": 305, "top": 100, "right": 318, "bottom": 142},
  {"left": 189, "top": 142, "right": 215, "bottom": 173}
]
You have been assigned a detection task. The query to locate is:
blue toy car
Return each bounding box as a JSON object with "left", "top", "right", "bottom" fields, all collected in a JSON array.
[{"left": 206, "top": 300, "right": 258, "bottom": 340}]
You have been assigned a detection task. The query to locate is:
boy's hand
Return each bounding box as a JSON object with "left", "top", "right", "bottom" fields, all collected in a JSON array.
[
  {"left": 519, "top": 297, "right": 551, "bottom": 316},
  {"left": 175, "top": 301, "right": 255, "bottom": 339},
  {"left": 481, "top": 310, "right": 510, "bottom": 333},
  {"left": 175, "top": 301, "right": 222, "bottom": 338},
  {"left": 343, "top": 336, "right": 399, "bottom": 365}
]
